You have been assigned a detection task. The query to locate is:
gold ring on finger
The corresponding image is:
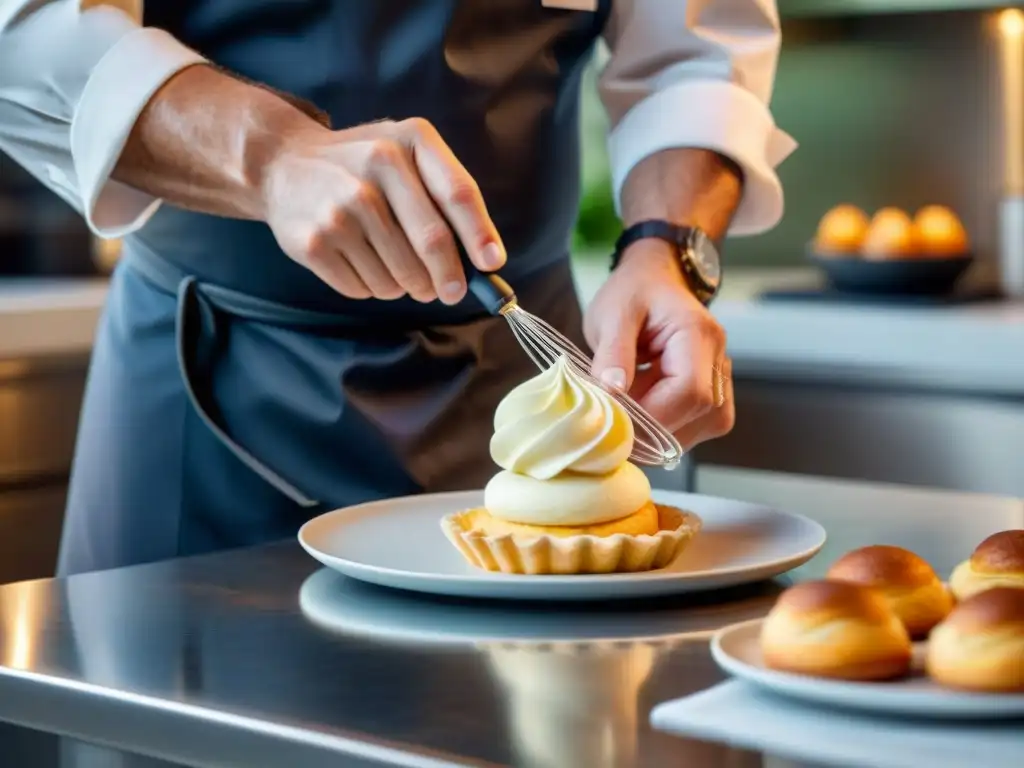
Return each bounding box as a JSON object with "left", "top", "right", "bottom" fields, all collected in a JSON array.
[{"left": 712, "top": 364, "right": 727, "bottom": 408}]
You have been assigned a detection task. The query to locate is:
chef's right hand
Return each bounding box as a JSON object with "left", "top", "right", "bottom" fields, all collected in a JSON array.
[{"left": 261, "top": 117, "right": 506, "bottom": 304}]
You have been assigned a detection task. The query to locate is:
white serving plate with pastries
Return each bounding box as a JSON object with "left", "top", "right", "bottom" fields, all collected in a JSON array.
[
  {"left": 712, "top": 619, "right": 1024, "bottom": 719},
  {"left": 297, "top": 489, "right": 825, "bottom": 601}
]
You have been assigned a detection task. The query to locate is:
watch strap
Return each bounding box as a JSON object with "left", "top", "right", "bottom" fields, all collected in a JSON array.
[
  {"left": 610, "top": 220, "right": 719, "bottom": 306},
  {"left": 610, "top": 220, "right": 694, "bottom": 271}
]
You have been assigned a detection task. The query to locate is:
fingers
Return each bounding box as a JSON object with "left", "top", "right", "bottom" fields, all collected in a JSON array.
[
  {"left": 638, "top": 315, "right": 724, "bottom": 432},
  {"left": 303, "top": 233, "right": 372, "bottom": 299},
  {"left": 674, "top": 357, "right": 735, "bottom": 450},
  {"left": 367, "top": 138, "right": 467, "bottom": 304},
  {"left": 587, "top": 298, "right": 646, "bottom": 392},
  {"left": 269, "top": 117, "right": 502, "bottom": 303},
  {"left": 400, "top": 118, "right": 507, "bottom": 273}
]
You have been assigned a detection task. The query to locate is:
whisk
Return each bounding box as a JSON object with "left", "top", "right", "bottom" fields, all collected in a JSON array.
[{"left": 467, "top": 268, "right": 683, "bottom": 470}]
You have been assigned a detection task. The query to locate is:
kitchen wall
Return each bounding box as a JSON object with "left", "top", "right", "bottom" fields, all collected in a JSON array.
[{"left": 578, "top": 10, "right": 1009, "bottom": 271}]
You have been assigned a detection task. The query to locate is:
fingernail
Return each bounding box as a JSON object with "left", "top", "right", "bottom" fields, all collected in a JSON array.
[
  {"left": 600, "top": 367, "right": 627, "bottom": 391},
  {"left": 480, "top": 242, "right": 505, "bottom": 271},
  {"left": 441, "top": 281, "right": 465, "bottom": 304}
]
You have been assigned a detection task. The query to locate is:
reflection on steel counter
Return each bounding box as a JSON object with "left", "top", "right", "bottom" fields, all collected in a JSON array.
[{"left": 0, "top": 542, "right": 782, "bottom": 768}]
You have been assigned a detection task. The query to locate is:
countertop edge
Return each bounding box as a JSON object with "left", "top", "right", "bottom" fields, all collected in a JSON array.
[
  {"left": 0, "top": 667, "right": 472, "bottom": 768},
  {"left": 4, "top": 270, "right": 1024, "bottom": 397}
]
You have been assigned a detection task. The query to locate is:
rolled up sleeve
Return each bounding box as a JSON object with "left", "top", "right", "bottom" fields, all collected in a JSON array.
[
  {"left": 599, "top": 0, "right": 798, "bottom": 236},
  {"left": 0, "top": 1, "right": 207, "bottom": 237}
]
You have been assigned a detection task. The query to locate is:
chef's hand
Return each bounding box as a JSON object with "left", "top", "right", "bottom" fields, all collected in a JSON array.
[
  {"left": 261, "top": 118, "right": 505, "bottom": 304},
  {"left": 584, "top": 241, "right": 734, "bottom": 450}
]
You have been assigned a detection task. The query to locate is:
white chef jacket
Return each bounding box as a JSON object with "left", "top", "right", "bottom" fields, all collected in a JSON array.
[{"left": 0, "top": 0, "right": 797, "bottom": 240}]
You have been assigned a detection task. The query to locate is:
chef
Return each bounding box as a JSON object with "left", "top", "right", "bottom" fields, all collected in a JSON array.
[{"left": 0, "top": 0, "right": 795, "bottom": 576}]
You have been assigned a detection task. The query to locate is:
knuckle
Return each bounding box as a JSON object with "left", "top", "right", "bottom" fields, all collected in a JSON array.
[
  {"left": 392, "top": 267, "right": 433, "bottom": 295},
  {"left": 327, "top": 206, "right": 352, "bottom": 232},
  {"left": 417, "top": 223, "right": 456, "bottom": 256},
  {"left": 697, "top": 387, "right": 717, "bottom": 411},
  {"left": 304, "top": 232, "right": 329, "bottom": 261},
  {"left": 367, "top": 139, "right": 403, "bottom": 168},
  {"left": 348, "top": 182, "right": 383, "bottom": 212},
  {"left": 340, "top": 280, "right": 371, "bottom": 300},
  {"left": 708, "top": 413, "right": 735, "bottom": 440},
  {"left": 374, "top": 282, "right": 406, "bottom": 301},
  {"left": 447, "top": 178, "right": 479, "bottom": 207},
  {"left": 685, "top": 386, "right": 715, "bottom": 416},
  {"left": 400, "top": 116, "right": 433, "bottom": 137}
]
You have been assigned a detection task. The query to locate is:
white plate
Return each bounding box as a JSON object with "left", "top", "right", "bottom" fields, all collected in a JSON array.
[
  {"left": 297, "top": 489, "right": 825, "bottom": 601},
  {"left": 711, "top": 619, "right": 1024, "bottom": 720}
]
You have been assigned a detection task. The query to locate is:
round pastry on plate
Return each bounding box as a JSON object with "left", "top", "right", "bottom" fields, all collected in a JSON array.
[
  {"left": 760, "top": 579, "right": 912, "bottom": 681},
  {"left": 814, "top": 204, "right": 870, "bottom": 255},
  {"left": 441, "top": 355, "right": 701, "bottom": 575},
  {"left": 861, "top": 207, "right": 918, "bottom": 260},
  {"left": 926, "top": 587, "right": 1024, "bottom": 692},
  {"left": 826, "top": 544, "right": 953, "bottom": 638},
  {"left": 912, "top": 205, "right": 970, "bottom": 258},
  {"left": 949, "top": 530, "right": 1024, "bottom": 601}
]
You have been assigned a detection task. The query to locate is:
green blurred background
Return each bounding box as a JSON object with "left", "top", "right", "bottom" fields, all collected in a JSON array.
[{"left": 572, "top": 11, "right": 1003, "bottom": 269}]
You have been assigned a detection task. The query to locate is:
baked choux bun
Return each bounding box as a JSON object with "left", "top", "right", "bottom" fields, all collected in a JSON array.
[
  {"left": 949, "top": 530, "right": 1024, "bottom": 601},
  {"left": 912, "top": 205, "right": 970, "bottom": 257},
  {"left": 861, "top": 207, "right": 917, "bottom": 260},
  {"left": 760, "top": 580, "right": 912, "bottom": 681},
  {"left": 925, "top": 587, "right": 1024, "bottom": 692},
  {"left": 814, "top": 204, "right": 870, "bottom": 254},
  {"left": 826, "top": 545, "right": 953, "bottom": 638}
]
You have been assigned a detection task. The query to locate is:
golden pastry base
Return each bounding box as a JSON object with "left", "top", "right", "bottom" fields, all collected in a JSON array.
[{"left": 441, "top": 505, "right": 701, "bottom": 575}]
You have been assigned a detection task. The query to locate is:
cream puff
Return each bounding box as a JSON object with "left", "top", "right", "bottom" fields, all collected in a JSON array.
[
  {"left": 442, "top": 355, "right": 700, "bottom": 575},
  {"left": 826, "top": 545, "right": 953, "bottom": 638},
  {"left": 861, "top": 207, "right": 918, "bottom": 259},
  {"left": 926, "top": 587, "right": 1024, "bottom": 692},
  {"left": 912, "top": 205, "right": 970, "bottom": 257},
  {"left": 814, "top": 204, "right": 870, "bottom": 255},
  {"left": 949, "top": 530, "right": 1024, "bottom": 600},
  {"left": 760, "top": 580, "right": 912, "bottom": 681}
]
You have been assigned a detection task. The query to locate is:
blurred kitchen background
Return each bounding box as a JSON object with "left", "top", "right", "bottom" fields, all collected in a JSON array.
[{"left": 2, "top": 1, "right": 1023, "bottom": 584}]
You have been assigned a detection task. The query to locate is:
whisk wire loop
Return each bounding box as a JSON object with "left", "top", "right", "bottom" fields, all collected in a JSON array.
[{"left": 500, "top": 303, "right": 682, "bottom": 469}]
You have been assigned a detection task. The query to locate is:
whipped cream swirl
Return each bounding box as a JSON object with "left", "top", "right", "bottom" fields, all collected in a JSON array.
[{"left": 489, "top": 355, "right": 634, "bottom": 480}]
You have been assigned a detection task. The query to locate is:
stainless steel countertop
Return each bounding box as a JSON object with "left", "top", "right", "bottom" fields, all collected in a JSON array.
[
  {"left": 0, "top": 490, "right": 1020, "bottom": 768},
  {"left": 0, "top": 541, "right": 795, "bottom": 768}
]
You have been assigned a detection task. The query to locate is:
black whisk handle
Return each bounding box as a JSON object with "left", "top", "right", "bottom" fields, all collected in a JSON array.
[
  {"left": 468, "top": 271, "right": 515, "bottom": 315},
  {"left": 460, "top": 251, "right": 516, "bottom": 315}
]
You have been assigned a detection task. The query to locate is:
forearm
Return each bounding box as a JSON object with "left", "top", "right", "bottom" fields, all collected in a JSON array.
[
  {"left": 619, "top": 149, "right": 743, "bottom": 242},
  {"left": 599, "top": 0, "right": 796, "bottom": 238},
  {"left": 112, "top": 64, "right": 330, "bottom": 221}
]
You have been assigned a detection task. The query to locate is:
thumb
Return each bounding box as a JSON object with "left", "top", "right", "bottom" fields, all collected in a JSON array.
[{"left": 588, "top": 303, "right": 644, "bottom": 393}]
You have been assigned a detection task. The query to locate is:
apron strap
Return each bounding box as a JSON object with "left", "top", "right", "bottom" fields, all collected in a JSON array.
[
  {"left": 175, "top": 277, "right": 321, "bottom": 509},
  {"left": 125, "top": 242, "right": 325, "bottom": 509}
]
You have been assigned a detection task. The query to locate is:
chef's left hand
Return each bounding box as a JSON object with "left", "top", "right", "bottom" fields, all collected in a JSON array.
[{"left": 584, "top": 240, "right": 734, "bottom": 450}]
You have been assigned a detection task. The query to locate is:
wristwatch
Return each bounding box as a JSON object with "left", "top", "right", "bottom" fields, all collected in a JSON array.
[{"left": 611, "top": 220, "right": 722, "bottom": 306}]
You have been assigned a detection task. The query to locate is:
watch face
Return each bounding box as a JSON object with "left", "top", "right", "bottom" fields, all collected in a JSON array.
[{"left": 689, "top": 229, "right": 721, "bottom": 290}]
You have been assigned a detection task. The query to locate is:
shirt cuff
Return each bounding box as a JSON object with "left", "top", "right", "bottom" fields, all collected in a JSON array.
[
  {"left": 71, "top": 24, "right": 207, "bottom": 238},
  {"left": 607, "top": 79, "right": 798, "bottom": 237}
]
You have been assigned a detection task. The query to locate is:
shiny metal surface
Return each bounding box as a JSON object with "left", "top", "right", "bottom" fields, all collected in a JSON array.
[
  {"left": 0, "top": 478, "right": 1019, "bottom": 768},
  {"left": 0, "top": 541, "right": 781, "bottom": 767}
]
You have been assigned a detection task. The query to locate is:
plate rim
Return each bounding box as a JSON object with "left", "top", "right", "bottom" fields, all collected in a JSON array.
[
  {"left": 297, "top": 489, "right": 826, "bottom": 595},
  {"left": 710, "top": 618, "right": 1024, "bottom": 718}
]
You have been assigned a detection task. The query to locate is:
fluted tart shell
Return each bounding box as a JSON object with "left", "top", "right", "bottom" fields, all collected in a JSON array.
[{"left": 441, "top": 503, "right": 701, "bottom": 575}]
